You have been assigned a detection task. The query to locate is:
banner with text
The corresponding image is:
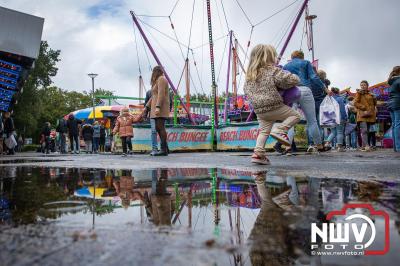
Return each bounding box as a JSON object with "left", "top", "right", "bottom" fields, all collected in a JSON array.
[
  {"left": 132, "top": 126, "right": 212, "bottom": 151},
  {"left": 217, "top": 124, "right": 277, "bottom": 150}
]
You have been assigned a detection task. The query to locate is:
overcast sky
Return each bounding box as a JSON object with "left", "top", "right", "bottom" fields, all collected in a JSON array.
[{"left": 2, "top": 0, "right": 399, "bottom": 101}]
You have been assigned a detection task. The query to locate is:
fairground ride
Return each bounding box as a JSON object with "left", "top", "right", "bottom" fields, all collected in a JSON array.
[{"left": 128, "top": 0, "right": 317, "bottom": 150}]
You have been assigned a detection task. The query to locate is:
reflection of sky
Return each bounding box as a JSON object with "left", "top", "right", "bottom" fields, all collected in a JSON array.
[{"left": 54, "top": 201, "right": 260, "bottom": 241}]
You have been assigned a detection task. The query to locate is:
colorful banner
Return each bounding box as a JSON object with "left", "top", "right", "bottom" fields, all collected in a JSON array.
[
  {"left": 132, "top": 125, "right": 212, "bottom": 151},
  {"left": 217, "top": 123, "right": 277, "bottom": 150}
]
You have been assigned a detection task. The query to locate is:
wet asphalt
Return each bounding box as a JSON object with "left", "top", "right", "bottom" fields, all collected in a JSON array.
[
  {"left": 0, "top": 150, "right": 399, "bottom": 266},
  {"left": 0, "top": 150, "right": 399, "bottom": 180}
]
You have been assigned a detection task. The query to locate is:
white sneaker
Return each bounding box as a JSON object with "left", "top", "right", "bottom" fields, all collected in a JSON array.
[
  {"left": 306, "top": 145, "right": 318, "bottom": 153},
  {"left": 270, "top": 131, "right": 291, "bottom": 146}
]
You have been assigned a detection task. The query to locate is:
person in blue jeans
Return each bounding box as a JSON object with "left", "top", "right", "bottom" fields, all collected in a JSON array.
[
  {"left": 345, "top": 96, "right": 358, "bottom": 149},
  {"left": 92, "top": 121, "right": 101, "bottom": 153},
  {"left": 283, "top": 50, "right": 327, "bottom": 153},
  {"left": 388, "top": 66, "right": 400, "bottom": 152},
  {"left": 144, "top": 90, "right": 159, "bottom": 155},
  {"left": 325, "top": 87, "right": 347, "bottom": 151}
]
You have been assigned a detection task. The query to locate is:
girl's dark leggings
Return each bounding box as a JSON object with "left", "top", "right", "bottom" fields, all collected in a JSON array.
[{"left": 121, "top": 136, "right": 132, "bottom": 153}]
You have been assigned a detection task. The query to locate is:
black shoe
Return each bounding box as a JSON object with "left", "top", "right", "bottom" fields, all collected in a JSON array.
[
  {"left": 273, "top": 142, "right": 285, "bottom": 154},
  {"left": 154, "top": 150, "right": 168, "bottom": 156}
]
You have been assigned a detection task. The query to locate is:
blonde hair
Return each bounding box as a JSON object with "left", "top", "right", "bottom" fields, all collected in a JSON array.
[
  {"left": 246, "top": 44, "right": 277, "bottom": 81},
  {"left": 120, "top": 106, "right": 129, "bottom": 115},
  {"left": 317, "top": 69, "right": 326, "bottom": 80}
]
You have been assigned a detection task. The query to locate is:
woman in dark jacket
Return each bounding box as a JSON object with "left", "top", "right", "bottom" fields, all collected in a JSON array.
[
  {"left": 81, "top": 123, "right": 94, "bottom": 154},
  {"left": 388, "top": 66, "right": 400, "bottom": 152},
  {"left": 3, "top": 112, "right": 15, "bottom": 155},
  {"left": 99, "top": 121, "right": 107, "bottom": 152},
  {"left": 41, "top": 122, "right": 51, "bottom": 154}
]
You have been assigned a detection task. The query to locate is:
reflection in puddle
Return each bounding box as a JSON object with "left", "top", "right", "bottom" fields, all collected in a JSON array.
[
  {"left": 0, "top": 159, "right": 69, "bottom": 164},
  {"left": 1, "top": 166, "right": 400, "bottom": 264}
]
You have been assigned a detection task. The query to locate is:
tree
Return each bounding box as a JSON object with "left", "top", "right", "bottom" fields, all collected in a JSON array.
[
  {"left": 12, "top": 41, "right": 114, "bottom": 142},
  {"left": 13, "top": 41, "right": 61, "bottom": 139}
]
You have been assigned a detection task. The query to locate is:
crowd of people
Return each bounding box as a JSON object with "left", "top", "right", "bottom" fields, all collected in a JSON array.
[
  {"left": 1, "top": 51, "right": 399, "bottom": 160},
  {"left": 34, "top": 65, "right": 171, "bottom": 157},
  {"left": 243, "top": 44, "right": 400, "bottom": 165}
]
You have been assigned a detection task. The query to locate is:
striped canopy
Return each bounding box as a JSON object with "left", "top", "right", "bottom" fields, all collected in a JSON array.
[{"left": 65, "top": 105, "right": 125, "bottom": 120}]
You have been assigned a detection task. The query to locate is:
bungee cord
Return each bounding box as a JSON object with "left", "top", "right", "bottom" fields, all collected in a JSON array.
[
  {"left": 191, "top": 50, "right": 206, "bottom": 95},
  {"left": 132, "top": 24, "right": 142, "bottom": 75},
  {"left": 138, "top": 17, "right": 190, "bottom": 50},
  {"left": 169, "top": 0, "right": 181, "bottom": 17},
  {"left": 234, "top": 0, "right": 253, "bottom": 27},
  {"left": 186, "top": 0, "right": 196, "bottom": 58},
  {"left": 217, "top": 34, "right": 230, "bottom": 82},
  {"left": 131, "top": 0, "right": 308, "bottom": 99},
  {"left": 253, "top": 0, "right": 300, "bottom": 27},
  {"left": 220, "top": 0, "right": 230, "bottom": 33}
]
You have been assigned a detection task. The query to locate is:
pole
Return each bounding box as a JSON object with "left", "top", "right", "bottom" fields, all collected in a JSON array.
[
  {"left": 206, "top": 0, "right": 218, "bottom": 150},
  {"left": 310, "top": 20, "right": 315, "bottom": 61},
  {"left": 173, "top": 94, "right": 178, "bottom": 127},
  {"left": 91, "top": 77, "right": 96, "bottom": 122},
  {"left": 224, "top": 31, "right": 233, "bottom": 124},
  {"left": 139, "top": 75, "right": 144, "bottom": 104},
  {"left": 233, "top": 39, "right": 238, "bottom": 106},
  {"left": 130, "top": 11, "right": 196, "bottom": 125},
  {"left": 185, "top": 59, "right": 190, "bottom": 110},
  {"left": 277, "top": 0, "right": 309, "bottom": 64}
]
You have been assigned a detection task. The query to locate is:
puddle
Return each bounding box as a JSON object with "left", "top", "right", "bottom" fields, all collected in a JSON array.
[{"left": 1, "top": 166, "right": 400, "bottom": 264}]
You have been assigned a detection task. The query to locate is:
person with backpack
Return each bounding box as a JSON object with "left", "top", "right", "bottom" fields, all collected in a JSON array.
[
  {"left": 99, "top": 121, "right": 107, "bottom": 152},
  {"left": 67, "top": 114, "right": 82, "bottom": 154},
  {"left": 81, "top": 123, "right": 94, "bottom": 154},
  {"left": 283, "top": 50, "right": 328, "bottom": 153},
  {"left": 56, "top": 118, "right": 68, "bottom": 154}
]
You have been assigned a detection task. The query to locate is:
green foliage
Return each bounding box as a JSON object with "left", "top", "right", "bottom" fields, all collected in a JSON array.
[
  {"left": 189, "top": 93, "right": 212, "bottom": 102},
  {"left": 22, "top": 144, "right": 40, "bottom": 152},
  {"left": 294, "top": 124, "right": 308, "bottom": 147},
  {"left": 12, "top": 41, "right": 113, "bottom": 142}
]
